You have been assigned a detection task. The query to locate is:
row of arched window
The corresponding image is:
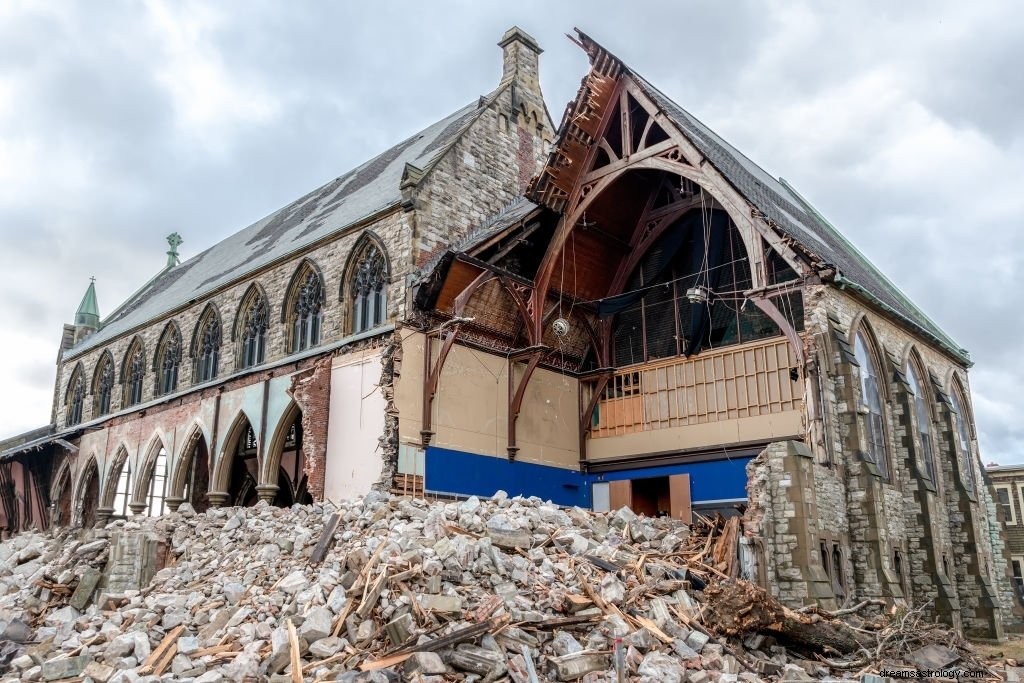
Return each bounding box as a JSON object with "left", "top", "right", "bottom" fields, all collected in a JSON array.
[
  {"left": 64, "top": 237, "right": 390, "bottom": 427},
  {"left": 851, "top": 326, "right": 976, "bottom": 491}
]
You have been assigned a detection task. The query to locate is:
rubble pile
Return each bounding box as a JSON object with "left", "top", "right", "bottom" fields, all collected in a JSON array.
[{"left": 0, "top": 493, "right": 998, "bottom": 682}]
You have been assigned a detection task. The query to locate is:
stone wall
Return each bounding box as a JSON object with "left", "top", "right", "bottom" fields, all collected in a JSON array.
[
  {"left": 412, "top": 31, "right": 552, "bottom": 268},
  {"left": 54, "top": 209, "right": 411, "bottom": 432},
  {"left": 745, "top": 283, "right": 1007, "bottom": 635}
]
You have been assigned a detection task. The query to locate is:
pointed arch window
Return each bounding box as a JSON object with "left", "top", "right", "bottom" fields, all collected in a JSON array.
[
  {"left": 65, "top": 366, "right": 85, "bottom": 427},
  {"left": 907, "top": 362, "right": 937, "bottom": 484},
  {"left": 123, "top": 342, "right": 145, "bottom": 407},
  {"left": 112, "top": 460, "right": 132, "bottom": 517},
  {"left": 239, "top": 291, "right": 269, "bottom": 369},
  {"left": 145, "top": 448, "right": 168, "bottom": 516},
  {"left": 193, "top": 308, "right": 221, "bottom": 383},
  {"left": 289, "top": 266, "right": 324, "bottom": 353},
  {"left": 93, "top": 353, "right": 114, "bottom": 416},
  {"left": 853, "top": 331, "right": 890, "bottom": 480},
  {"left": 349, "top": 240, "right": 388, "bottom": 334},
  {"left": 155, "top": 325, "right": 181, "bottom": 397},
  {"left": 951, "top": 387, "right": 976, "bottom": 489}
]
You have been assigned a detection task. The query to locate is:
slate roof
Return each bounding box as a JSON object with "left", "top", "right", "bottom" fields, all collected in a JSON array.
[
  {"left": 631, "top": 72, "right": 968, "bottom": 362},
  {"left": 67, "top": 96, "right": 493, "bottom": 358}
]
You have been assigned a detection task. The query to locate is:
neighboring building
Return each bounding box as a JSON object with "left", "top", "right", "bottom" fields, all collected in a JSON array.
[
  {"left": 987, "top": 464, "right": 1024, "bottom": 603},
  {"left": 0, "top": 27, "right": 1010, "bottom": 636}
]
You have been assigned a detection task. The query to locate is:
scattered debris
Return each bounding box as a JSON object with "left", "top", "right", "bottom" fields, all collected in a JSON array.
[{"left": 0, "top": 495, "right": 1005, "bottom": 681}]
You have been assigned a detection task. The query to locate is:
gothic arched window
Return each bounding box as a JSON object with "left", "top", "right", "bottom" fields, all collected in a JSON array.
[
  {"left": 951, "top": 385, "right": 976, "bottom": 489},
  {"left": 155, "top": 324, "right": 181, "bottom": 397},
  {"left": 853, "top": 330, "right": 890, "bottom": 480},
  {"left": 93, "top": 352, "right": 114, "bottom": 417},
  {"left": 288, "top": 264, "right": 324, "bottom": 353},
  {"left": 348, "top": 239, "right": 388, "bottom": 334},
  {"left": 193, "top": 306, "right": 221, "bottom": 383},
  {"left": 237, "top": 288, "right": 269, "bottom": 369},
  {"left": 65, "top": 365, "right": 85, "bottom": 427},
  {"left": 907, "top": 361, "right": 937, "bottom": 484},
  {"left": 145, "top": 448, "right": 169, "bottom": 516},
  {"left": 122, "top": 340, "right": 146, "bottom": 407}
]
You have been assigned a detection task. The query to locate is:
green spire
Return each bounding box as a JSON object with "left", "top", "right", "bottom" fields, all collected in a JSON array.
[{"left": 75, "top": 277, "right": 100, "bottom": 328}]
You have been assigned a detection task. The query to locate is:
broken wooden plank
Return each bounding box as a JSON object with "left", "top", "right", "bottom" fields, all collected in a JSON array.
[
  {"left": 356, "top": 568, "right": 389, "bottom": 619},
  {"left": 287, "top": 619, "right": 302, "bottom": 683},
  {"left": 309, "top": 511, "right": 342, "bottom": 565},
  {"left": 138, "top": 624, "right": 185, "bottom": 674}
]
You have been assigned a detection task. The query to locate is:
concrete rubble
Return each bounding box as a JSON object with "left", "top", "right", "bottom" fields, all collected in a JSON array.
[{"left": 0, "top": 492, "right": 999, "bottom": 681}]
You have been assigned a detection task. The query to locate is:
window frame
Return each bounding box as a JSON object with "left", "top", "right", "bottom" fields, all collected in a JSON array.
[
  {"left": 996, "top": 484, "right": 1017, "bottom": 525},
  {"left": 348, "top": 239, "right": 389, "bottom": 335},
  {"left": 906, "top": 361, "right": 938, "bottom": 485},
  {"left": 853, "top": 330, "right": 891, "bottom": 481}
]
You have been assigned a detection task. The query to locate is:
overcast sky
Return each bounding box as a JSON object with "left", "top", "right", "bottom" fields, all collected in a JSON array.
[{"left": 1, "top": 1, "right": 1021, "bottom": 464}]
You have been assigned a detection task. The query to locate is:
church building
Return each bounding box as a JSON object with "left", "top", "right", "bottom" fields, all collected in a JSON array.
[{"left": 0, "top": 27, "right": 1011, "bottom": 636}]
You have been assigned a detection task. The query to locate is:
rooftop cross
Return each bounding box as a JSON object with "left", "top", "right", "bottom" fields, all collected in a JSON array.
[{"left": 166, "top": 232, "right": 183, "bottom": 267}]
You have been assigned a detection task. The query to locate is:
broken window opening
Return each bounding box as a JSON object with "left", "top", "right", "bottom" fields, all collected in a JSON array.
[
  {"left": 831, "top": 545, "right": 845, "bottom": 599},
  {"left": 996, "top": 486, "right": 1016, "bottom": 524},
  {"left": 951, "top": 388, "right": 976, "bottom": 489},
  {"left": 853, "top": 331, "right": 890, "bottom": 481},
  {"left": 608, "top": 210, "right": 801, "bottom": 367},
  {"left": 228, "top": 423, "right": 259, "bottom": 508},
  {"left": 145, "top": 448, "right": 168, "bottom": 517},
  {"left": 112, "top": 460, "right": 132, "bottom": 518},
  {"left": 907, "top": 362, "right": 937, "bottom": 484}
]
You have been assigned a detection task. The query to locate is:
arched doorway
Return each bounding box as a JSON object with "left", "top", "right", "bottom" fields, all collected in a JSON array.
[
  {"left": 52, "top": 463, "right": 72, "bottom": 528},
  {"left": 179, "top": 432, "right": 211, "bottom": 513},
  {"left": 224, "top": 418, "right": 260, "bottom": 507},
  {"left": 263, "top": 405, "right": 313, "bottom": 508},
  {"left": 273, "top": 413, "right": 312, "bottom": 507},
  {"left": 79, "top": 459, "right": 100, "bottom": 528}
]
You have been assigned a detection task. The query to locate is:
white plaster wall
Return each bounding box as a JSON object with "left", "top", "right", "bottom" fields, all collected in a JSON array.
[{"left": 323, "top": 351, "right": 386, "bottom": 502}]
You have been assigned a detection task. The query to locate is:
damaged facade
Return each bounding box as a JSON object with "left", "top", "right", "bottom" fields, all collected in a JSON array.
[{"left": 0, "top": 27, "right": 1010, "bottom": 636}]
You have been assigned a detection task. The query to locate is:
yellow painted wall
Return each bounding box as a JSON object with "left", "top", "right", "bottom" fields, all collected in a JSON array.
[
  {"left": 396, "top": 331, "right": 579, "bottom": 469},
  {"left": 585, "top": 410, "right": 803, "bottom": 461}
]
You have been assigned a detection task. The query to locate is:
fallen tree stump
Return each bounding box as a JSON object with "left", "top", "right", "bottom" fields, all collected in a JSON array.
[{"left": 702, "top": 579, "right": 870, "bottom": 655}]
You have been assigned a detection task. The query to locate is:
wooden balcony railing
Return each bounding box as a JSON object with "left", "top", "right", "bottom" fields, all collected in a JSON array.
[{"left": 591, "top": 336, "right": 800, "bottom": 438}]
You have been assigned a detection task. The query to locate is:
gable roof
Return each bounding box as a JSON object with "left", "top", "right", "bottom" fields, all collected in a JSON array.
[
  {"left": 67, "top": 94, "right": 496, "bottom": 358},
  {"left": 532, "top": 30, "right": 969, "bottom": 365}
]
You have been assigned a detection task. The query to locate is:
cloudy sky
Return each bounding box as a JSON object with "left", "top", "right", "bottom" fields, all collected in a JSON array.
[{"left": 1, "top": 1, "right": 1021, "bottom": 463}]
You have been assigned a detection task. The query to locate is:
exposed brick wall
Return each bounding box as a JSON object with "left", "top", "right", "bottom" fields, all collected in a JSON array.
[{"left": 288, "top": 356, "right": 332, "bottom": 502}]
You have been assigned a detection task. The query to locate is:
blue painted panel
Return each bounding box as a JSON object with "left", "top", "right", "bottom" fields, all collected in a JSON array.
[
  {"left": 425, "top": 447, "right": 590, "bottom": 507},
  {"left": 591, "top": 457, "right": 752, "bottom": 503}
]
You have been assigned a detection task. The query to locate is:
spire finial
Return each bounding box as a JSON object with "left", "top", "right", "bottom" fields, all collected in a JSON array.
[{"left": 166, "top": 232, "right": 183, "bottom": 267}]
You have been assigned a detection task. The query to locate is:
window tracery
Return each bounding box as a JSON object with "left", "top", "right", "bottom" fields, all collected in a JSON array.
[
  {"left": 124, "top": 342, "right": 145, "bottom": 407},
  {"left": 291, "top": 269, "right": 324, "bottom": 352},
  {"left": 350, "top": 243, "right": 388, "bottom": 334},
  {"left": 194, "top": 309, "right": 221, "bottom": 383},
  {"left": 240, "top": 293, "right": 268, "bottom": 368},
  {"left": 907, "top": 362, "right": 937, "bottom": 484},
  {"left": 156, "top": 325, "right": 181, "bottom": 396},
  {"left": 66, "top": 368, "right": 85, "bottom": 427},
  {"left": 94, "top": 354, "right": 113, "bottom": 416},
  {"left": 853, "top": 331, "right": 889, "bottom": 480}
]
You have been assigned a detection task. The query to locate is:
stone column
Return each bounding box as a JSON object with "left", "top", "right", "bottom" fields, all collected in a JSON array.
[
  {"left": 164, "top": 496, "right": 186, "bottom": 513},
  {"left": 94, "top": 507, "right": 114, "bottom": 527},
  {"left": 128, "top": 502, "right": 147, "bottom": 517},
  {"left": 255, "top": 484, "right": 279, "bottom": 505},
  {"left": 206, "top": 491, "right": 229, "bottom": 508}
]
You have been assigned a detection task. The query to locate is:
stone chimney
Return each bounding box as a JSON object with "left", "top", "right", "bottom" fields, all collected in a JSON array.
[
  {"left": 497, "top": 27, "right": 547, "bottom": 133},
  {"left": 499, "top": 26, "right": 542, "bottom": 90}
]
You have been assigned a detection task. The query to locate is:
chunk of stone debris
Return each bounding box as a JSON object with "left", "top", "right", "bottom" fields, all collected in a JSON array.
[
  {"left": 685, "top": 629, "right": 710, "bottom": 653},
  {"left": 309, "top": 636, "right": 345, "bottom": 659},
  {"left": 486, "top": 514, "right": 532, "bottom": 549},
  {"left": 446, "top": 644, "right": 506, "bottom": 678},
  {"left": 638, "top": 651, "right": 685, "bottom": 683},
  {"left": 418, "top": 593, "right": 463, "bottom": 613},
  {"left": 299, "top": 606, "right": 333, "bottom": 642},
  {"left": 221, "top": 581, "right": 245, "bottom": 604},
  {"left": 41, "top": 655, "right": 92, "bottom": 681},
  {"left": 405, "top": 651, "right": 447, "bottom": 676},
  {"left": 69, "top": 567, "right": 103, "bottom": 610},
  {"left": 549, "top": 650, "right": 610, "bottom": 681},
  {"left": 82, "top": 661, "right": 115, "bottom": 683},
  {"left": 278, "top": 570, "right": 307, "bottom": 594}
]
